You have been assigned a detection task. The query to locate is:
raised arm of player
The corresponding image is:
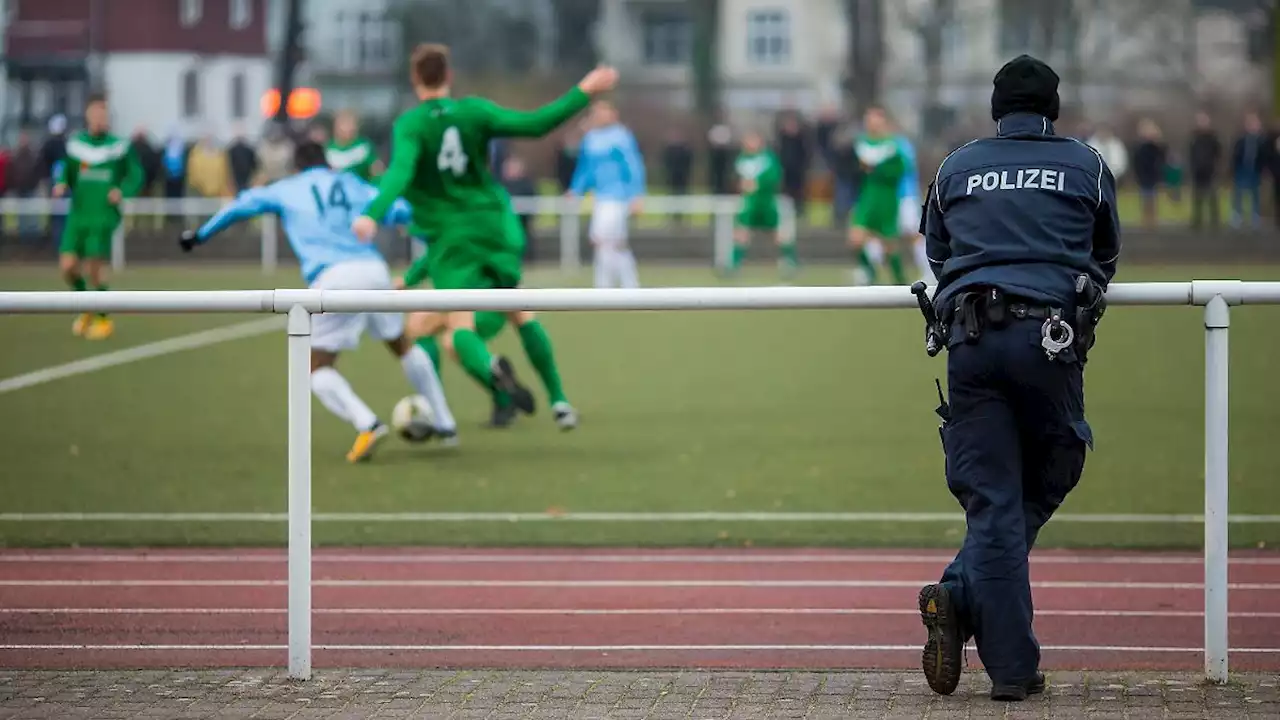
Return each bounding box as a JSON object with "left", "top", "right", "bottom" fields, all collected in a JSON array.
[
  {"left": 357, "top": 118, "right": 422, "bottom": 235},
  {"left": 482, "top": 66, "right": 618, "bottom": 139},
  {"left": 118, "top": 146, "right": 144, "bottom": 198},
  {"left": 184, "top": 186, "right": 280, "bottom": 248}
]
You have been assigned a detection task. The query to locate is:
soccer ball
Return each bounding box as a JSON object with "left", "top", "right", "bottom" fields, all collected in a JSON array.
[{"left": 391, "top": 395, "right": 437, "bottom": 443}]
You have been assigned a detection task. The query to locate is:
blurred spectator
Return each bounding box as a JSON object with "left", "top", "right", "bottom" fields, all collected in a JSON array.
[
  {"left": 1230, "top": 111, "right": 1265, "bottom": 228},
  {"left": 186, "top": 135, "right": 231, "bottom": 198},
  {"left": 555, "top": 130, "right": 580, "bottom": 192},
  {"left": 257, "top": 125, "right": 294, "bottom": 184},
  {"left": 307, "top": 124, "right": 328, "bottom": 145},
  {"left": 1188, "top": 111, "right": 1222, "bottom": 229},
  {"left": 776, "top": 113, "right": 811, "bottom": 220},
  {"left": 707, "top": 122, "right": 734, "bottom": 195},
  {"left": 662, "top": 129, "right": 692, "bottom": 224},
  {"left": 1087, "top": 125, "right": 1128, "bottom": 185},
  {"left": 227, "top": 126, "right": 259, "bottom": 193},
  {"left": 1132, "top": 119, "right": 1166, "bottom": 229},
  {"left": 500, "top": 156, "right": 537, "bottom": 261},
  {"left": 830, "top": 124, "right": 860, "bottom": 229},
  {"left": 814, "top": 106, "right": 840, "bottom": 168},
  {"left": 162, "top": 126, "right": 189, "bottom": 199},
  {"left": 489, "top": 137, "right": 509, "bottom": 178},
  {"left": 130, "top": 127, "right": 161, "bottom": 196},
  {"left": 6, "top": 129, "right": 43, "bottom": 238}
]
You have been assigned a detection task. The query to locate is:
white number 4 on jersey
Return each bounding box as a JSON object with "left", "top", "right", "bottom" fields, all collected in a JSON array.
[{"left": 437, "top": 126, "right": 468, "bottom": 176}]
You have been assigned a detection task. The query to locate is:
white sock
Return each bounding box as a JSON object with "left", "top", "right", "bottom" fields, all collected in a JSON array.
[
  {"left": 617, "top": 249, "right": 640, "bottom": 288},
  {"left": 311, "top": 367, "right": 378, "bottom": 432},
  {"left": 593, "top": 246, "right": 610, "bottom": 288},
  {"left": 401, "top": 345, "right": 456, "bottom": 432},
  {"left": 913, "top": 237, "right": 935, "bottom": 283},
  {"left": 866, "top": 239, "right": 885, "bottom": 266}
]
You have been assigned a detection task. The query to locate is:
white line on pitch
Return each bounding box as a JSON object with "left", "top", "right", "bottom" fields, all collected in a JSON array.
[
  {"left": 0, "top": 644, "right": 1275, "bottom": 654},
  {"left": 2, "top": 607, "right": 1277, "bottom": 619},
  {"left": 2, "top": 552, "right": 1277, "bottom": 566},
  {"left": 0, "top": 317, "right": 283, "bottom": 395},
  {"left": 3, "top": 511, "right": 1279, "bottom": 524},
  {"left": 1, "top": 579, "right": 1277, "bottom": 589}
]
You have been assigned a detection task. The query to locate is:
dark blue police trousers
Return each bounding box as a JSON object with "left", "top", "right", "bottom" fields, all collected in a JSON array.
[{"left": 938, "top": 317, "right": 1092, "bottom": 686}]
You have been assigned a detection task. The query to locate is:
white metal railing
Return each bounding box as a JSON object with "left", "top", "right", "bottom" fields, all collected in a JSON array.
[
  {"left": 2, "top": 280, "right": 1277, "bottom": 683},
  {"left": 0, "top": 195, "right": 794, "bottom": 274}
]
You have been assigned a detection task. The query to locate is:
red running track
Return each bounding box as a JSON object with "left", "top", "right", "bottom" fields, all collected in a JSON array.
[{"left": 0, "top": 548, "right": 1276, "bottom": 671}]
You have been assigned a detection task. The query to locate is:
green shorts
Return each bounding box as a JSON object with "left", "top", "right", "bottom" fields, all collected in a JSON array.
[
  {"left": 59, "top": 224, "right": 116, "bottom": 260},
  {"left": 427, "top": 213, "right": 525, "bottom": 291},
  {"left": 851, "top": 201, "right": 898, "bottom": 239},
  {"left": 736, "top": 201, "right": 779, "bottom": 231}
]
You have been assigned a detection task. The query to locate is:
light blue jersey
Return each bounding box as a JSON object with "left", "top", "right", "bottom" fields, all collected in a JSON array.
[
  {"left": 195, "top": 168, "right": 412, "bottom": 285},
  {"left": 569, "top": 124, "right": 646, "bottom": 201},
  {"left": 896, "top": 135, "right": 920, "bottom": 200}
]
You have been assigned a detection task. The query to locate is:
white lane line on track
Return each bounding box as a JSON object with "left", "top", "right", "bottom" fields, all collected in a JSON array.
[
  {"left": 0, "top": 644, "right": 1276, "bottom": 653},
  {"left": 3, "top": 511, "right": 1279, "bottom": 523},
  {"left": 1, "top": 552, "right": 1277, "bottom": 565},
  {"left": 2, "top": 607, "right": 1277, "bottom": 619},
  {"left": 1, "top": 579, "right": 1278, "bottom": 589},
  {"left": 0, "top": 317, "right": 283, "bottom": 395}
]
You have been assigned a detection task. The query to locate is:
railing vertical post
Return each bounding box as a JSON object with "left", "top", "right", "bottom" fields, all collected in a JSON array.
[
  {"left": 286, "top": 304, "right": 313, "bottom": 680},
  {"left": 1203, "top": 293, "right": 1230, "bottom": 684},
  {"left": 559, "top": 200, "right": 581, "bottom": 276},
  {"left": 713, "top": 199, "right": 733, "bottom": 271},
  {"left": 262, "top": 217, "right": 279, "bottom": 276},
  {"left": 111, "top": 223, "right": 125, "bottom": 272}
]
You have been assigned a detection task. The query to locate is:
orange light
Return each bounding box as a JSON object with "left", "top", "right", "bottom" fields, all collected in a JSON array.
[{"left": 261, "top": 88, "right": 322, "bottom": 119}]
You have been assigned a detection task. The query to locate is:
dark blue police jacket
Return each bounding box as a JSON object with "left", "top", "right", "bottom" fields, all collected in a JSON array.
[{"left": 924, "top": 113, "right": 1120, "bottom": 312}]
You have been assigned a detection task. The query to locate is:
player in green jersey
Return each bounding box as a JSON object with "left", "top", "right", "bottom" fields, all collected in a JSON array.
[
  {"left": 354, "top": 44, "right": 615, "bottom": 428},
  {"left": 725, "top": 129, "right": 795, "bottom": 278},
  {"left": 849, "top": 106, "right": 907, "bottom": 286},
  {"left": 326, "top": 110, "right": 383, "bottom": 182},
  {"left": 54, "top": 93, "right": 143, "bottom": 340}
]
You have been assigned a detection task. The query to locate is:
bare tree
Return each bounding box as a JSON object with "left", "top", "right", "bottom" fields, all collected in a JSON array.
[
  {"left": 899, "top": 0, "right": 956, "bottom": 134},
  {"left": 845, "top": 0, "right": 885, "bottom": 111},
  {"left": 691, "top": 0, "right": 722, "bottom": 119}
]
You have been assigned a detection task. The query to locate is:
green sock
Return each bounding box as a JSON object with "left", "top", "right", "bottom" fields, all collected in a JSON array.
[
  {"left": 95, "top": 284, "right": 109, "bottom": 319},
  {"left": 69, "top": 276, "right": 87, "bottom": 292},
  {"left": 730, "top": 244, "right": 747, "bottom": 270},
  {"left": 779, "top": 242, "right": 798, "bottom": 267},
  {"left": 518, "top": 320, "right": 567, "bottom": 405},
  {"left": 887, "top": 253, "right": 907, "bottom": 285},
  {"left": 451, "top": 328, "right": 495, "bottom": 389},
  {"left": 417, "top": 335, "right": 442, "bottom": 374},
  {"left": 857, "top": 248, "right": 878, "bottom": 284}
]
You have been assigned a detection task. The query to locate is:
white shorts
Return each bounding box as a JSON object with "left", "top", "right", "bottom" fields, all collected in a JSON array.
[
  {"left": 310, "top": 260, "right": 404, "bottom": 352},
  {"left": 898, "top": 197, "right": 922, "bottom": 237},
  {"left": 589, "top": 200, "right": 631, "bottom": 246}
]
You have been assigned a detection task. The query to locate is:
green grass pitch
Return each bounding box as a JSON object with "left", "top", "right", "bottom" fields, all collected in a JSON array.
[{"left": 0, "top": 262, "right": 1277, "bottom": 549}]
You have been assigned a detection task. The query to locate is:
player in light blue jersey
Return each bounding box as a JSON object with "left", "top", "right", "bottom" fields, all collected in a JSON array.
[
  {"left": 181, "top": 142, "right": 457, "bottom": 463},
  {"left": 568, "top": 100, "right": 646, "bottom": 288},
  {"left": 894, "top": 132, "right": 933, "bottom": 283}
]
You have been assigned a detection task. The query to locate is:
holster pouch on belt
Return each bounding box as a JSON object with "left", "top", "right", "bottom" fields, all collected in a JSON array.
[
  {"left": 953, "top": 291, "right": 987, "bottom": 343},
  {"left": 1073, "top": 274, "right": 1107, "bottom": 363}
]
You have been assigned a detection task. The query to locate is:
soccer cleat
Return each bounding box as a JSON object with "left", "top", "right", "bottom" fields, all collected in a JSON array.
[
  {"left": 552, "top": 401, "right": 578, "bottom": 431},
  {"left": 346, "top": 422, "right": 390, "bottom": 463},
  {"left": 491, "top": 356, "right": 535, "bottom": 415},
  {"left": 435, "top": 427, "right": 460, "bottom": 448},
  {"left": 990, "top": 672, "right": 1045, "bottom": 702},
  {"left": 919, "top": 583, "right": 964, "bottom": 696},
  {"left": 71, "top": 313, "right": 93, "bottom": 336},
  {"left": 487, "top": 403, "right": 518, "bottom": 429},
  {"left": 83, "top": 317, "right": 114, "bottom": 341}
]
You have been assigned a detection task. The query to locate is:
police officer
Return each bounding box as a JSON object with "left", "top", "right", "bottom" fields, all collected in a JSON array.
[{"left": 915, "top": 55, "right": 1119, "bottom": 701}]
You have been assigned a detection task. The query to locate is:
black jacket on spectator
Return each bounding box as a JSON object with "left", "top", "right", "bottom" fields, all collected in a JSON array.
[
  {"left": 708, "top": 145, "right": 734, "bottom": 195},
  {"left": 6, "top": 145, "right": 43, "bottom": 195},
  {"left": 815, "top": 119, "right": 839, "bottom": 168},
  {"left": 776, "top": 129, "right": 810, "bottom": 192},
  {"left": 1231, "top": 133, "right": 1266, "bottom": 180},
  {"left": 130, "top": 136, "right": 162, "bottom": 195},
  {"left": 39, "top": 134, "right": 66, "bottom": 183},
  {"left": 555, "top": 142, "right": 577, "bottom": 192},
  {"left": 1131, "top": 141, "right": 1166, "bottom": 189},
  {"left": 1188, "top": 130, "right": 1221, "bottom": 184},
  {"left": 663, "top": 141, "right": 693, "bottom": 193},
  {"left": 227, "top": 140, "right": 259, "bottom": 192}
]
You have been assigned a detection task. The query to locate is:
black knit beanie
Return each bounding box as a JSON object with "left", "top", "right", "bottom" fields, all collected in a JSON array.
[{"left": 991, "top": 54, "right": 1060, "bottom": 122}]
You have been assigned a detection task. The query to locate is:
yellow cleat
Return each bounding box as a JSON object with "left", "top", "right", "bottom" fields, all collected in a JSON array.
[
  {"left": 83, "top": 317, "right": 114, "bottom": 341},
  {"left": 71, "top": 313, "right": 93, "bottom": 336},
  {"left": 346, "top": 424, "right": 389, "bottom": 463}
]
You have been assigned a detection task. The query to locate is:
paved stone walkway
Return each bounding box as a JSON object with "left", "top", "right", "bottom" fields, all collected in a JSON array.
[{"left": 0, "top": 669, "right": 1275, "bottom": 719}]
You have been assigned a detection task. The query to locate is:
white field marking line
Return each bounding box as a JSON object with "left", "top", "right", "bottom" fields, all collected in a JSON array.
[
  {"left": 2, "top": 552, "right": 1278, "bottom": 566},
  {"left": 0, "top": 644, "right": 1277, "bottom": 654},
  {"left": 0, "top": 317, "right": 283, "bottom": 395},
  {"left": 3, "top": 607, "right": 1278, "bottom": 619},
  {"left": 2, "top": 579, "right": 1279, "bottom": 590},
  {"left": 3, "top": 511, "right": 1280, "bottom": 524}
]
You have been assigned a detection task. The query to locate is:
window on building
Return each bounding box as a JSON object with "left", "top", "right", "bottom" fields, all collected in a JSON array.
[
  {"left": 230, "top": 73, "right": 246, "bottom": 119},
  {"left": 230, "top": 0, "right": 252, "bottom": 30},
  {"left": 180, "top": 0, "right": 203, "bottom": 28},
  {"left": 998, "top": 0, "right": 1076, "bottom": 57},
  {"left": 357, "top": 12, "right": 393, "bottom": 70},
  {"left": 640, "top": 10, "right": 692, "bottom": 66},
  {"left": 182, "top": 68, "right": 201, "bottom": 119},
  {"left": 746, "top": 10, "right": 791, "bottom": 66}
]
